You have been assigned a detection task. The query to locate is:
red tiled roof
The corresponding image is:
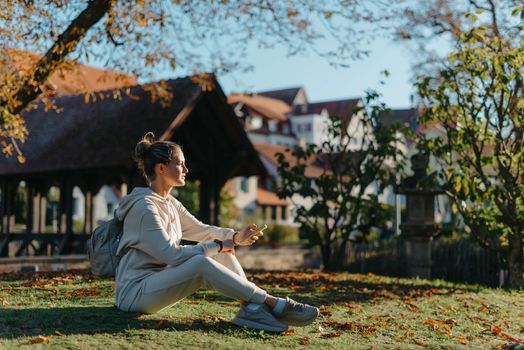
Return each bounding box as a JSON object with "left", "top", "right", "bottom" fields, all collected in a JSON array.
[
  {"left": 254, "top": 143, "right": 324, "bottom": 178},
  {"left": 256, "top": 188, "right": 289, "bottom": 206},
  {"left": 380, "top": 108, "right": 418, "bottom": 131},
  {"left": 292, "top": 98, "right": 361, "bottom": 117},
  {"left": 228, "top": 94, "right": 290, "bottom": 121},
  {"left": 1, "top": 48, "right": 137, "bottom": 96},
  {"left": 258, "top": 87, "right": 304, "bottom": 106}
]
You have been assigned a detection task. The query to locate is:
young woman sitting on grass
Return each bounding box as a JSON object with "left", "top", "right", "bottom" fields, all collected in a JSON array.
[{"left": 114, "top": 132, "right": 319, "bottom": 332}]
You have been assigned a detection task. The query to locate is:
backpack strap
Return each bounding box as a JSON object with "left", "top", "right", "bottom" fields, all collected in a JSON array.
[{"left": 113, "top": 209, "right": 132, "bottom": 259}]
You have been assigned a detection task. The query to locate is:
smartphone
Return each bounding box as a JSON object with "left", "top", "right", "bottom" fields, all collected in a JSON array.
[{"left": 239, "top": 224, "right": 268, "bottom": 246}]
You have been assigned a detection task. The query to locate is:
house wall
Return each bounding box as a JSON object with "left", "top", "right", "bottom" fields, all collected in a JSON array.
[
  {"left": 231, "top": 176, "right": 258, "bottom": 218},
  {"left": 248, "top": 132, "right": 296, "bottom": 147}
]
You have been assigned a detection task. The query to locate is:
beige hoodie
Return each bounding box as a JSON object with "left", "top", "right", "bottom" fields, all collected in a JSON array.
[{"left": 114, "top": 187, "right": 235, "bottom": 307}]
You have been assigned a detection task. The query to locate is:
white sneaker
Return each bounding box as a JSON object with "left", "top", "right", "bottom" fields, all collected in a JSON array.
[
  {"left": 276, "top": 297, "right": 319, "bottom": 326},
  {"left": 232, "top": 303, "right": 288, "bottom": 332}
]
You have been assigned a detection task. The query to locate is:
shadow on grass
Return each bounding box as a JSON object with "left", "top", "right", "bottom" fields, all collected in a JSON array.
[
  {"left": 247, "top": 269, "right": 484, "bottom": 307},
  {"left": 0, "top": 305, "right": 279, "bottom": 340}
]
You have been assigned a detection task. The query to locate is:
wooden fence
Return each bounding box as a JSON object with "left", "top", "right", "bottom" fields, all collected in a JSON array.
[{"left": 341, "top": 238, "right": 506, "bottom": 287}]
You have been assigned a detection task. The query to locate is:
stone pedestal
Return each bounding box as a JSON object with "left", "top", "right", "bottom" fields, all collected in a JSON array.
[
  {"left": 404, "top": 236, "right": 433, "bottom": 279},
  {"left": 396, "top": 152, "right": 443, "bottom": 280}
]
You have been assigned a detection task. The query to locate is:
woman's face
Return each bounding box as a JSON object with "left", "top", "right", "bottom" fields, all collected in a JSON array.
[{"left": 163, "top": 151, "right": 188, "bottom": 187}]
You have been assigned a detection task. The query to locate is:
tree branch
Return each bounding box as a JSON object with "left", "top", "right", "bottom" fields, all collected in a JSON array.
[{"left": 1, "top": 0, "right": 113, "bottom": 119}]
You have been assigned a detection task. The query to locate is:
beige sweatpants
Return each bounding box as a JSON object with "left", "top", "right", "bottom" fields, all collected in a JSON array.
[{"left": 121, "top": 253, "right": 267, "bottom": 313}]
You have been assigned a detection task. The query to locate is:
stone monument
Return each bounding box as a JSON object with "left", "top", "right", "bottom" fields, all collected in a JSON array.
[{"left": 396, "top": 152, "right": 443, "bottom": 278}]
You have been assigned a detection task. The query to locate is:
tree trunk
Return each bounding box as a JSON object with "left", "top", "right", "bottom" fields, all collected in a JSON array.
[
  {"left": 321, "top": 240, "right": 347, "bottom": 271},
  {"left": 1, "top": 0, "right": 113, "bottom": 119},
  {"left": 507, "top": 226, "right": 524, "bottom": 289},
  {"left": 321, "top": 243, "right": 336, "bottom": 271}
]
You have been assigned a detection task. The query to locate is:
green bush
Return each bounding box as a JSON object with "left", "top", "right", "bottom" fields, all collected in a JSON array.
[{"left": 259, "top": 224, "right": 300, "bottom": 244}]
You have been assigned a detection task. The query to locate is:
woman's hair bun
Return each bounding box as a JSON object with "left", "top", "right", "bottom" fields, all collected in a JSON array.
[{"left": 135, "top": 132, "right": 156, "bottom": 159}]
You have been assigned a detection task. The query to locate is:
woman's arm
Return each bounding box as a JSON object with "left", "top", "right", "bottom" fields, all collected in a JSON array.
[
  {"left": 136, "top": 204, "right": 220, "bottom": 265},
  {"left": 174, "top": 199, "right": 236, "bottom": 242}
]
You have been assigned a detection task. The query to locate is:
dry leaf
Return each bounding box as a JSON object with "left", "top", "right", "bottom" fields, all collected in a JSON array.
[
  {"left": 299, "top": 336, "right": 310, "bottom": 345},
  {"left": 492, "top": 326, "right": 502, "bottom": 335},
  {"left": 54, "top": 331, "right": 64, "bottom": 336},
  {"left": 321, "top": 331, "right": 343, "bottom": 338},
  {"left": 283, "top": 329, "right": 296, "bottom": 336},
  {"left": 478, "top": 305, "right": 488, "bottom": 313},
  {"left": 454, "top": 335, "right": 469, "bottom": 345},
  {"left": 30, "top": 336, "right": 51, "bottom": 344},
  {"left": 500, "top": 333, "right": 524, "bottom": 344},
  {"left": 413, "top": 339, "right": 429, "bottom": 347}
]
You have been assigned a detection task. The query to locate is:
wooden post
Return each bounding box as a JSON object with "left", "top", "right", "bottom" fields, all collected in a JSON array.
[
  {"left": 199, "top": 176, "right": 212, "bottom": 224},
  {"left": 0, "top": 181, "right": 15, "bottom": 256},
  {"left": 212, "top": 174, "right": 220, "bottom": 226},
  {"left": 27, "top": 184, "right": 35, "bottom": 233},
  {"left": 84, "top": 190, "right": 93, "bottom": 234}
]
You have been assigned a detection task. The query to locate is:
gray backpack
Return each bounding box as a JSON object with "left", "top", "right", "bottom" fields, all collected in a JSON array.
[{"left": 86, "top": 212, "right": 124, "bottom": 277}]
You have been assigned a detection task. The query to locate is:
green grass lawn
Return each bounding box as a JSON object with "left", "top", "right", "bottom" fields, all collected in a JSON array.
[{"left": 0, "top": 270, "right": 523, "bottom": 349}]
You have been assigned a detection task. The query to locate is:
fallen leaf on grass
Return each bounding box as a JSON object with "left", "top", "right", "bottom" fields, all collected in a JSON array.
[
  {"left": 283, "top": 329, "right": 296, "bottom": 336},
  {"left": 54, "top": 331, "right": 64, "bottom": 336},
  {"left": 453, "top": 335, "right": 469, "bottom": 345},
  {"left": 322, "top": 320, "right": 376, "bottom": 335},
  {"left": 30, "top": 336, "right": 51, "bottom": 344},
  {"left": 413, "top": 339, "right": 429, "bottom": 347},
  {"left": 478, "top": 305, "right": 489, "bottom": 313},
  {"left": 403, "top": 302, "right": 418, "bottom": 312},
  {"left": 492, "top": 326, "right": 502, "bottom": 335},
  {"left": 299, "top": 336, "right": 310, "bottom": 345},
  {"left": 500, "top": 333, "right": 524, "bottom": 344},
  {"left": 287, "top": 284, "right": 303, "bottom": 290},
  {"left": 423, "top": 319, "right": 455, "bottom": 326},
  {"left": 321, "top": 331, "right": 343, "bottom": 338}
]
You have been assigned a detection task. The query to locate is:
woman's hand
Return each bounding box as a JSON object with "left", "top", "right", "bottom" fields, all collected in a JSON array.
[{"left": 233, "top": 224, "right": 264, "bottom": 246}]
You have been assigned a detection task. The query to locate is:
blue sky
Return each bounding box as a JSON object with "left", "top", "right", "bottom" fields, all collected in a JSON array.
[{"left": 215, "top": 37, "right": 415, "bottom": 109}]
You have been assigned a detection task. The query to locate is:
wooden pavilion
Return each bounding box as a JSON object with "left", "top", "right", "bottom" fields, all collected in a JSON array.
[{"left": 0, "top": 77, "right": 266, "bottom": 257}]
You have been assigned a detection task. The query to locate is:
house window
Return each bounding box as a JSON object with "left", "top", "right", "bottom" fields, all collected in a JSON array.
[
  {"left": 271, "top": 206, "right": 277, "bottom": 221},
  {"left": 268, "top": 120, "right": 277, "bottom": 132},
  {"left": 260, "top": 205, "right": 267, "bottom": 219},
  {"left": 281, "top": 206, "right": 287, "bottom": 220},
  {"left": 304, "top": 123, "right": 312, "bottom": 132},
  {"left": 296, "top": 124, "right": 302, "bottom": 133},
  {"left": 240, "top": 177, "right": 249, "bottom": 193},
  {"left": 106, "top": 203, "right": 114, "bottom": 215}
]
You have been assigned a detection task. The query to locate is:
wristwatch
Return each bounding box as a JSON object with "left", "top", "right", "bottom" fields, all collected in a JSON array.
[{"left": 213, "top": 239, "right": 223, "bottom": 252}]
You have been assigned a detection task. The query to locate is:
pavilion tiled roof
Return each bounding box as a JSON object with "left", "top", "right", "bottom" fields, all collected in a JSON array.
[
  {"left": 0, "top": 77, "right": 265, "bottom": 178},
  {"left": 291, "top": 98, "right": 361, "bottom": 118},
  {"left": 0, "top": 79, "right": 197, "bottom": 175}
]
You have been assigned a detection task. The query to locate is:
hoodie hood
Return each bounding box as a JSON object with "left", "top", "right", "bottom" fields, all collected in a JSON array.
[{"left": 116, "top": 187, "right": 173, "bottom": 222}]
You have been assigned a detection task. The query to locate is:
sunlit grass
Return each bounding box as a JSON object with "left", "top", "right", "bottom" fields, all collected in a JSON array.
[{"left": 0, "top": 270, "right": 523, "bottom": 349}]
